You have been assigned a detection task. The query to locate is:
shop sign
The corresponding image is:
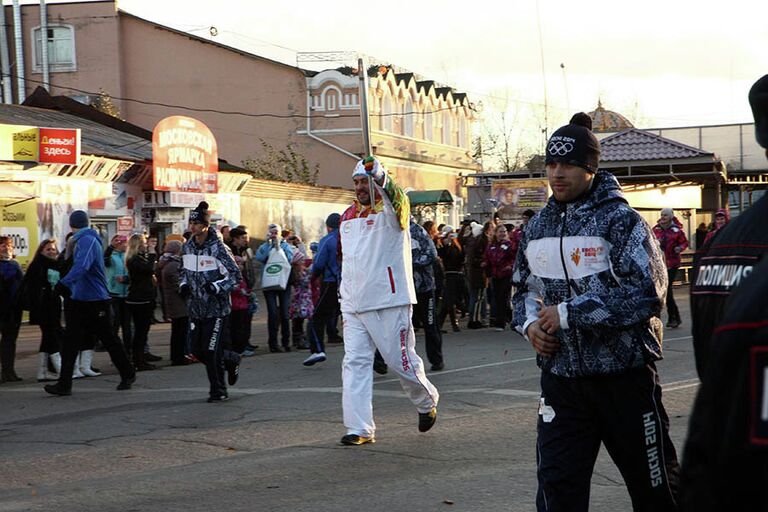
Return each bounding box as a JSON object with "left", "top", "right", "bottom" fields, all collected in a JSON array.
[
  {"left": 169, "top": 191, "right": 204, "bottom": 207},
  {"left": 0, "top": 200, "right": 39, "bottom": 266},
  {"left": 154, "top": 209, "right": 186, "bottom": 223},
  {"left": 0, "top": 124, "right": 39, "bottom": 162},
  {"left": 38, "top": 128, "right": 81, "bottom": 165},
  {"left": 117, "top": 216, "right": 134, "bottom": 233},
  {"left": 152, "top": 116, "right": 218, "bottom": 193}
]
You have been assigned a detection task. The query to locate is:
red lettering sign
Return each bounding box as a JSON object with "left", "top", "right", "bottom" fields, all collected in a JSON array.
[
  {"left": 152, "top": 116, "right": 218, "bottom": 193},
  {"left": 39, "top": 127, "right": 80, "bottom": 165}
]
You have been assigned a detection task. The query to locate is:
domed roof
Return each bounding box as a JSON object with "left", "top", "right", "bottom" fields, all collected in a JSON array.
[{"left": 588, "top": 100, "right": 634, "bottom": 133}]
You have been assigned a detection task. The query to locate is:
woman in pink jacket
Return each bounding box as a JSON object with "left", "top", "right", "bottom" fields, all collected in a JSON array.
[{"left": 652, "top": 207, "right": 689, "bottom": 328}]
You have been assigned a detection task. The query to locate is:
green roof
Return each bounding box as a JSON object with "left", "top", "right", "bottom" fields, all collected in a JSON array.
[{"left": 406, "top": 189, "right": 454, "bottom": 205}]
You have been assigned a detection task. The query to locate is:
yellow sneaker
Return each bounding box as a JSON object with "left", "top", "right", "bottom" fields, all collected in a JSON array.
[
  {"left": 418, "top": 407, "right": 438, "bottom": 432},
  {"left": 340, "top": 434, "right": 375, "bottom": 446}
]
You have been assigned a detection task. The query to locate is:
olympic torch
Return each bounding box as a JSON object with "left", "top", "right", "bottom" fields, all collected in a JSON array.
[{"left": 357, "top": 57, "right": 376, "bottom": 211}]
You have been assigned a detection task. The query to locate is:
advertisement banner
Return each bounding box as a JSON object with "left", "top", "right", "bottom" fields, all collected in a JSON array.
[
  {"left": 88, "top": 183, "right": 141, "bottom": 216},
  {"left": 1, "top": 199, "right": 39, "bottom": 267},
  {"left": 491, "top": 179, "right": 550, "bottom": 224},
  {"left": 0, "top": 124, "right": 39, "bottom": 162},
  {"left": 38, "top": 179, "right": 89, "bottom": 250},
  {"left": 39, "top": 127, "right": 81, "bottom": 165},
  {"left": 152, "top": 116, "right": 219, "bottom": 193}
]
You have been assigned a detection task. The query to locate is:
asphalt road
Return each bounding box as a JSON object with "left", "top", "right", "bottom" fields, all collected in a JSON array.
[{"left": 0, "top": 290, "right": 698, "bottom": 512}]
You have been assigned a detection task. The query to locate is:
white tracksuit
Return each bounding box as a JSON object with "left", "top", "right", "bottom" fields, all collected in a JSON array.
[{"left": 339, "top": 180, "right": 439, "bottom": 437}]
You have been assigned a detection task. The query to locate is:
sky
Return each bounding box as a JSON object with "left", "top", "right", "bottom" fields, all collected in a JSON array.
[{"left": 112, "top": 0, "right": 766, "bottom": 152}]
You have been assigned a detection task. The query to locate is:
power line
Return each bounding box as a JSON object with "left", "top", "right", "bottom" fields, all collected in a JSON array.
[{"left": 3, "top": 72, "right": 468, "bottom": 120}]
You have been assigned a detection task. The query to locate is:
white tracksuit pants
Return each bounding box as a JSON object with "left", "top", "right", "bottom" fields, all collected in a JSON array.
[{"left": 342, "top": 304, "right": 439, "bottom": 437}]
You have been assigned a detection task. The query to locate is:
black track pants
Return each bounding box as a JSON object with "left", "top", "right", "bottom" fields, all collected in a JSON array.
[
  {"left": 536, "top": 364, "right": 679, "bottom": 512},
  {"left": 190, "top": 316, "right": 240, "bottom": 398}
]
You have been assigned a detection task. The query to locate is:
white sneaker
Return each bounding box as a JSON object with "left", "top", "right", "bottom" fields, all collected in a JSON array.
[
  {"left": 494, "top": 327, "right": 504, "bottom": 332},
  {"left": 303, "top": 352, "right": 327, "bottom": 366}
]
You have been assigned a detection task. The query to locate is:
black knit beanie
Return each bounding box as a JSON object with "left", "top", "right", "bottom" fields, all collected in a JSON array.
[
  {"left": 326, "top": 213, "right": 341, "bottom": 230},
  {"left": 545, "top": 112, "right": 601, "bottom": 173},
  {"left": 749, "top": 75, "right": 768, "bottom": 149},
  {"left": 189, "top": 201, "right": 210, "bottom": 225}
]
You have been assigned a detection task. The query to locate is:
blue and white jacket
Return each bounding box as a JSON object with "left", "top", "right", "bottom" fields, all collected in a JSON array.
[
  {"left": 512, "top": 171, "right": 668, "bottom": 377},
  {"left": 180, "top": 228, "right": 241, "bottom": 319}
]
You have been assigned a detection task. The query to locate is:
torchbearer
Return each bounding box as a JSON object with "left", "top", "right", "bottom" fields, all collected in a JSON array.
[{"left": 337, "top": 156, "right": 439, "bottom": 446}]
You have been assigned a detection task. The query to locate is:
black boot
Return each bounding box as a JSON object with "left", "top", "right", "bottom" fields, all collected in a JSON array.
[
  {"left": 1, "top": 369, "right": 22, "bottom": 383},
  {"left": 44, "top": 382, "right": 72, "bottom": 396}
]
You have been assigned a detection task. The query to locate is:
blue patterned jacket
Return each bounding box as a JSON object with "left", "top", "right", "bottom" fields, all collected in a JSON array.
[
  {"left": 180, "top": 228, "right": 241, "bottom": 319},
  {"left": 512, "top": 171, "right": 668, "bottom": 377},
  {"left": 410, "top": 221, "right": 437, "bottom": 293}
]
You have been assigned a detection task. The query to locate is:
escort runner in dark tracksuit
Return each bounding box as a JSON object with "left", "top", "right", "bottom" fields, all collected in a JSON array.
[
  {"left": 679, "top": 74, "right": 768, "bottom": 511},
  {"left": 179, "top": 201, "right": 242, "bottom": 403},
  {"left": 44, "top": 210, "right": 136, "bottom": 395},
  {"left": 512, "top": 113, "right": 679, "bottom": 512},
  {"left": 410, "top": 219, "right": 444, "bottom": 371}
]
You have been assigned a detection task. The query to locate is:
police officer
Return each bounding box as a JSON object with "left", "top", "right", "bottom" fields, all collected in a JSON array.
[
  {"left": 679, "top": 74, "right": 768, "bottom": 510},
  {"left": 688, "top": 76, "right": 768, "bottom": 381}
]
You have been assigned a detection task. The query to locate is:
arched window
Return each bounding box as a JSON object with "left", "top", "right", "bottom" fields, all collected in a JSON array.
[
  {"left": 382, "top": 94, "right": 393, "bottom": 132},
  {"left": 403, "top": 96, "right": 414, "bottom": 137},
  {"left": 319, "top": 85, "right": 342, "bottom": 111},
  {"left": 424, "top": 106, "right": 433, "bottom": 141},
  {"left": 442, "top": 112, "right": 452, "bottom": 144},
  {"left": 32, "top": 25, "right": 76, "bottom": 72},
  {"left": 326, "top": 91, "right": 337, "bottom": 111},
  {"left": 458, "top": 115, "right": 467, "bottom": 148}
]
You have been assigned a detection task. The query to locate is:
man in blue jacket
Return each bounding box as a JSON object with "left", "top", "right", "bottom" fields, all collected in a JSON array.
[
  {"left": 45, "top": 210, "right": 136, "bottom": 396},
  {"left": 512, "top": 114, "right": 679, "bottom": 511},
  {"left": 304, "top": 213, "right": 341, "bottom": 366}
]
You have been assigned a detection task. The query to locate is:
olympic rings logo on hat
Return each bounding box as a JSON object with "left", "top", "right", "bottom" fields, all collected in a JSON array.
[{"left": 548, "top": 141, "right": 574, "bottom": 155}]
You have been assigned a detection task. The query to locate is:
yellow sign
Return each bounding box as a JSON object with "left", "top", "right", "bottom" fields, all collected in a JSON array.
[
  {"left": 0, "top": 124, "right": 40, "bottom": 161},
  {"left": 0, "top": 198, "right": 39, "bottom": 267}
]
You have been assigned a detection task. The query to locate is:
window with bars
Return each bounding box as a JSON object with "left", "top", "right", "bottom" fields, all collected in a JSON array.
[{"left": 32, "top": 25, "right": 76, "bottom": 72}]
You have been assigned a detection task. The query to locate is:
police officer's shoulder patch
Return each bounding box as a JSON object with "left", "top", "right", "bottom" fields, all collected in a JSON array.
[{"left": 750, "top": 346, "right": 768, "bottom": 446}]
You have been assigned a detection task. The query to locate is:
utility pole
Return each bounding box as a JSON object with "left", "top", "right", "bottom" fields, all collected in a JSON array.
[
  {"left": 536, "top": 0, "right": 548, "bottom": 150},
  {"left": 0, "top": 4, "right": 12, "bottom": 103},
  {"left": 40, "top": 0, "right": 50, "bottom": 91},
  {"left": 560, "top": 62, "right": 570, "bottom": 113}
]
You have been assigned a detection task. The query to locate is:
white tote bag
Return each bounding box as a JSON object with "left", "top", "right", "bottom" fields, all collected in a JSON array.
[{"left": 260, "top": 246, "right": 291, "bottom": 291}]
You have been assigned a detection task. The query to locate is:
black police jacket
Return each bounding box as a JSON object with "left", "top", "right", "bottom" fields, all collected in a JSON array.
[
  {"left": 690, "top": 195, "right": 768, "bottom": 379},
  {"left": 680, "top": 255, "right": 768, "bottom": 511}
]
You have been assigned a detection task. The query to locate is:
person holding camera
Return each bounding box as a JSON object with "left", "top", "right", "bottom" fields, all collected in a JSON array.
[{"left": 255, "top": 224, "right": 295, "bottom": 353}]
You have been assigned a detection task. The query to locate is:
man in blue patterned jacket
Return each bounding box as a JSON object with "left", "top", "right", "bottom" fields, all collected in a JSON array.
[
  {"left": 179, "top": 201, "right": 242, "bottom": 403},
  {"left": 512, "top": 113, "right": 679, "bottom": 511},
  {"left": 410, "top": 219, "right": 444, "bottom": 371}
]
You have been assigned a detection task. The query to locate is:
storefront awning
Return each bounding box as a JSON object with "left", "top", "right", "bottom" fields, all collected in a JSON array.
[
  {"left": 0, "top": 182, "right": 36, "bottom": 207},
  {"left": 407, "top": 189, "right": 454, "bottom": 205}
]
